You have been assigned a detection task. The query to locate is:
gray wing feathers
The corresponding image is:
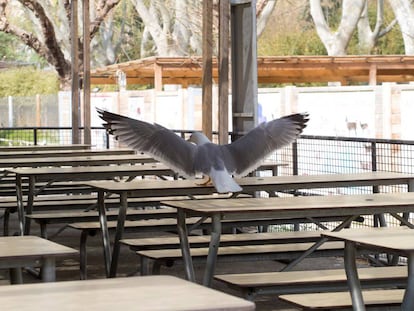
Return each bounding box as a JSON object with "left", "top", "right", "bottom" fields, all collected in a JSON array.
[
  {"left": 98, "top": 109, "right": 197, "bottom": 177},
  {"left": 225, "top": 113, "right": 309, "bottom": 176}
]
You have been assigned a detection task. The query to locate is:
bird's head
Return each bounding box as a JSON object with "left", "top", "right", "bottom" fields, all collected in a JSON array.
[{"left": 188, "top": 132, "right": 211, "bottom": 145}]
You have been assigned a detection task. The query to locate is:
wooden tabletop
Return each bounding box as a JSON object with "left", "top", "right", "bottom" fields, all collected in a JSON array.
[
  {"left": 7, "top": 163, "right": 173, "bottom": 178},
  {"left": 0, "top": 148, "right": 136, "bottom": 159},
  {"left": 0, "top": 275, "right": 255, "bottom": 311},
  {"left": 0, "top": 154, "right": 153, "bottom": 168},
  {"left": 0, "top": 144, "right": 91, "bottom": 151},
  {"left": 0, "top": 235, "right": 78, "bottom": 259},
  {"left": 161, "top": 192, "right": 414, "bottom": 219},
  {"left": 84, "top": 171, "right": 414, "bottom": 195},
  {"left": 322, "top": 227, "right": 414, "bottom": 253}
]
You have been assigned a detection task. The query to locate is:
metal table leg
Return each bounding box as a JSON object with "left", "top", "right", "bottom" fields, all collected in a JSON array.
[
  {"left": 203, "top": 213, "right": 222, "bottom": 287},
  {"left": 402, "top": 252, "right": 414, "bottom": 310},
  {"left": 109, "top": 192, "right": 128, "bottom": 278},
  {"left": 9, "top": 268, "right": 23, "bottom": 284},
  {"left": 24, "top": 176, "right": 36, "bottom": 235},
  {"left": 41, "top": 257, "right": 56, "bottom": 282},
  {"left": 97, "top": 190, "right": 111, "bottom": 277},
  {"left": 177, "top": 208, "right": 195, "bottom": 282},
  {"left": 15, "top": 175, "right": 25, "bottom": 236},
  {"left": 344, "top": 241, "right": 365, "bottom": 311}
]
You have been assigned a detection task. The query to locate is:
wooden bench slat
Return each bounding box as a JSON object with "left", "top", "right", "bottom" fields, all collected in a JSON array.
[
  {"left": 121, "top": 231, "right": 322, "bottom": 250},
  {"left": 215, "top": 265, "right": 407, "bottom": 287},
  {"left": 136, "top": 241, "right": 345, "bottom": 260},
  {"left": 135, "top": 242, "right": 347, "bottom": 277},
  {"left": 279, "top": 289, "right": 404, "bottom": 309},
  {"left": 214, "top": 266, "right": 407, "bottom": 299}
]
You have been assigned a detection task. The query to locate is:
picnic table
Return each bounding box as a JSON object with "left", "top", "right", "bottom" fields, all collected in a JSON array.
[
  {"left": 0, "top": 148, "right": 136, "bottom": 158},
  {"left": 0, "top": 144, "right": 91, "bottom": 151},
  {"left": 0, "top": 154, "right": 153, "bottom": 172},
  {"left": 323, "top": 227, "right": 414, "bottom": 310},
  {"left": 0, "top": 235, "right": 77, "bottom": 284},
  {"left": 8, "top": 163, "right": 175, "bottom": 234},
  {"left": 83, "top": 171, "right": 414, "bottom": 278},
  {"left": 0, "top": 275, "right": 255, "bottom": 310},
  {"left": 163, "top": 191, "right": 414, "bottom": 286}
]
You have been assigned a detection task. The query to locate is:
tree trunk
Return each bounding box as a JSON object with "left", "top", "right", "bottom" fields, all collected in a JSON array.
[
  {"left": 310, "top": 0, "right": 365, "bottom": 55},
  {"left": 387, "top": 0, "right": 414, "bottom": 54}
]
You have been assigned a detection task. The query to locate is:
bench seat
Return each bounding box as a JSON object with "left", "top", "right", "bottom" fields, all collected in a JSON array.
[
  {"left": 121, "top": 230, "right": 323, "bottom": 250},
  {"left": 279, "top": 289, "right": 404, "bottom": 310},
  {"left": 214, "top": 266, "right": 407, "bottom": 299},
  {"left": 136, "top": 241, "right": 346, "bottom": 275},
  {"left": 25, "top": 193, "right": 245, "bottom": 236}
]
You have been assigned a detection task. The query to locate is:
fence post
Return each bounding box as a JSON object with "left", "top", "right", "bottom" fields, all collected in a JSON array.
[
  {"left": 105, "top": 132, "right": 110, "bottom": 149},
  {"left": 33, "top": 129, "right": 38, "bottom": 145},
  {"left": 292, "top": 141, "right": 298, "bottom": 175},
  {"left": 8, "top": 96, "right": 13, "bottom": 127}
]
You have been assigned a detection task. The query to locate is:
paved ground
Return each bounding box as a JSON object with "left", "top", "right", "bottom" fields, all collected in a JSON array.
[{"left": 0, "top": 214, "right": 369, "bottom": 310}]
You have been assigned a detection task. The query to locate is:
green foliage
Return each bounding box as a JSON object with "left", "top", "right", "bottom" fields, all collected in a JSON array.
[
  {"left": 258, "top": 30, "right": 326, "bottom": 56},
  {"left": 0, "top": 129, "right": 59, "bottom": 146},
  {"left": 109, "top": 1, "right": 144, "bottom": 63},
  {"left": 0, "top": 33, "right": 20, "bottom": 60},
  {"left": 0, "top": 67, "right": 59, "bottom": 97},
  {"left": 259, "top": 0, "right": 405, "bottom": 57}
]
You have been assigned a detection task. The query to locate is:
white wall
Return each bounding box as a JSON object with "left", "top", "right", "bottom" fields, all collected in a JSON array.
[{"left": 59, "top": 83, "right": 414, "bottom": 140}]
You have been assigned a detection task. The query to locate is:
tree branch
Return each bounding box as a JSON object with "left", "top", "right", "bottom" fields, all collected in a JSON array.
[
  {"left": 17, "top": 0, "right": 69, "bottom": 76},
  {"left": 92, "top": 0, "right": 121, "bottom": 37}
]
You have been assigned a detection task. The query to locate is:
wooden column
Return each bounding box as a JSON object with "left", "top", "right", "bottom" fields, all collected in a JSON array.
[
  {"left": 202, "top": 0, "right": 213, "bottom": 140},
  {"left": 369, "top": 64, "right": 377, "bottom": 85},
  {"left": 218, "top": 0, "right": 230, "bottom": 145},
  {"left": 83, "top": 0, "right": 91, "bottom": 145},
  {"left": 71, "top": 0, "right": 80, "bottom": 144},
  {"left": 154, "top": 63, "right": 163, "bottom": 91}
]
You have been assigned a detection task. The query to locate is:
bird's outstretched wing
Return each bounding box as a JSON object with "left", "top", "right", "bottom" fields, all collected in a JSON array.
[
  {"left": 97, "top": 109, "right": 197, "bottom": 177},
  {"left": 224, "top": 113, "right": 309, "bottom": 176}
]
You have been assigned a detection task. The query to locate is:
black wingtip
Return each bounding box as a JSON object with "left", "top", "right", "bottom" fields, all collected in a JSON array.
[{"left": 283, "top": 112, "right": 310, "bottom": 132}]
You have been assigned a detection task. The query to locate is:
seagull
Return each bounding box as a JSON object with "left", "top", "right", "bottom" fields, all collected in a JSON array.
[{"left": 97, "top": 108, "right": 309, "bottom": 193}]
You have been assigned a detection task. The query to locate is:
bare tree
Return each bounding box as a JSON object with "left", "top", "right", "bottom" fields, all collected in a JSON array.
[
  {"left": 310, "top": 0, "right": 365, "bottom": 55},
  {"left": 0, "top": 0, "right": 121, "bottom": 90},
  {"left": 132, "top": 0, "right": 277, "bottom": 57},
  {"left": 387, "top": 0, "right": 414, "bottom": 54},
  {"left": 357, "top": 0, "right": 396, "bottom": 54}
]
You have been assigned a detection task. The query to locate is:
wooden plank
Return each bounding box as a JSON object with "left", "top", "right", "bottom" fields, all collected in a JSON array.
[
  {"left": 0, "top": 275, "right": 255, "bottom": 311},
  {"left": 0, "top": 235, "right": 77, "bottom": 259},
  {"left": 279, "top": 289, "right": 404, "bottom": 309},
  {"left": 122, "top": 231, "right": 322, "bottom": 250},
  {"left": 202, "top": 0, "right": 213, "bottom": 139},
  {"left": 137, "top": 241, "right": 345, "bottom": 260},
  {"left": 215, "top": 266, "right": 407, "bottom": 287}
]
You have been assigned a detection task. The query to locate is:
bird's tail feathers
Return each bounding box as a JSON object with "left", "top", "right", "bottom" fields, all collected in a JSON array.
[{"left": 209, "top": 169, "right": 242, "bottom": 194}]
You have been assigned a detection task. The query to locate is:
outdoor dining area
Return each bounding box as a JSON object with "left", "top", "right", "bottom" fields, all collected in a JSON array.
[
  {"left": 3, "top": 1, "right": 414, "bottom": 310},
  {"left": 0, "top": 140, "right": 412, "bottom": 311}
]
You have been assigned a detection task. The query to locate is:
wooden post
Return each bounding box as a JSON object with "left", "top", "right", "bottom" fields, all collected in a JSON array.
[
  {"left": 36, "top": 94, "right": 41, "bottom": 127},
  {"left": 369, "top": 64, "right": 377, "bottom": 85},
  {"left": 202, "top": 0, "right": 213, "bottom": 140},
  {"left": 83, "top": 0, "right": 91, "bottom": 145},
  {"left": 71, "top": 0, "right": 80, "bottom": 144},
  {"left": 154, "top": 63, "right": 163, "bottom": 91},
  {"left": 219, "top": 0, "right": 230, "bottom": 145}
]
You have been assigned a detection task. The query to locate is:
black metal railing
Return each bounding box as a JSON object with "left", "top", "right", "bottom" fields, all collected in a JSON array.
[
  {"left": 1, "top": 126, "right": 413, "bottom": 229},
  {"left": 2, "top": 127, "right": 414, "bottom": 180}
]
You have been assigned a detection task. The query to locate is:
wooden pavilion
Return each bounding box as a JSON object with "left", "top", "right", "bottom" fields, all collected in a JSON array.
[{"left": 90, "top": 55, "right": 414, "bottom": 90}]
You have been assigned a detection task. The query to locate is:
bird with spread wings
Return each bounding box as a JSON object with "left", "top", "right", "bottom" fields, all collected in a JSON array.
[{"left": 97, "top": 108, "right": 309, "bottom": 193}]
